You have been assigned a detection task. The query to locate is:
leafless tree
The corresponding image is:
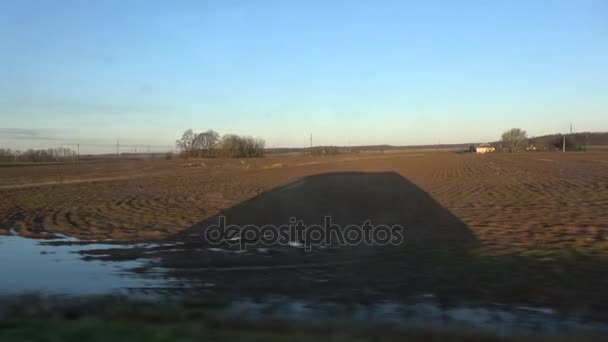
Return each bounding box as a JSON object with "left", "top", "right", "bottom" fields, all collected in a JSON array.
[
  {"left": 0, "top": 147, "right": 77, "bottom": 163},
  {"left": 175, "top": 129, "right": 197, "bottom": 157},
  {"left": 177, "top": 129, "right": 262, "bottom": 158},
  {"left": 501, "top": 128, "right": 528, "bottom": 152},
  {"left": 194, "top": 130, "right": 220, "bottom": 156},
  {"left": 218, "top": 134, "right": 265, "bottom": 158}
]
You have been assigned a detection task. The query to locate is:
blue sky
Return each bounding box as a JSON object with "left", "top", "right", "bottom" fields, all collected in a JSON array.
[{"left": 1, "top": 0, "right": 607, "bottom": 152}]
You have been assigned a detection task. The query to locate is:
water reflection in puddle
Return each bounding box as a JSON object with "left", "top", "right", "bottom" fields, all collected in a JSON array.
[
  {"left": 0, "top": 234, "right": 168, "bottom": 295},
  {"left": 1, "top": 234, "right": 608, "bottom": 337}
]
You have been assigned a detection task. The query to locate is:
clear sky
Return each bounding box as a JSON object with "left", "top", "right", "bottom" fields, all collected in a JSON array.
[{"left": 1, "top": 0, "right": 607, "bottom": 152}]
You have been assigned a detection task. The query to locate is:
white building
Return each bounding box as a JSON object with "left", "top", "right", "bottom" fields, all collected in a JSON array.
[{"left": 476, "top": 143, "right": 495, "bottom": 154}]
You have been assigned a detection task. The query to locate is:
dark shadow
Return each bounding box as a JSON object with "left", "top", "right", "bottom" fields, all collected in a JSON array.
[
  {"left": 83, "top": 172, "right": 608, "bottom": 319},
  {"left": 178, "top": 171, "right": 479, "bottom": 246},
  {"left": 135, "top": 172, "right": 483, "bottom": 303}
]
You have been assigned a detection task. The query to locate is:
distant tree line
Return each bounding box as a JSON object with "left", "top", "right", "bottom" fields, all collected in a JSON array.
[
  {"left": 529, "top": 133, "right": 597, "bottom": 151},
  {"left": 498, "top": 128, "right": 595, "bottom": 152},
  {"left": 176, "top": 129, "right": 265, "bottom": 158},
  {"left": 310, "top": 146, "right": 343, "bottom": 156},
  {"left": 0, "top": 147, "right": 78, "bottom": 163}
]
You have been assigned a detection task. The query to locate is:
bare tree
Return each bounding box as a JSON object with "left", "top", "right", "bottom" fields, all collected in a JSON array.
[
  {"left": 176, "top": 129, "right": 264, "bottom": 158},
  {"left": 501, "top": 128, "right": 528, "bottom": 152},
  {"left": 195, "top": 130, "right": 220, "bottom": 156},
  {"left": 218, "top": 134, "right": 265, "bottom": 158},
  {"left": 176, "top": 129, "right": 197, "bottom": 157},
  {"left": 0, "top": 147, "right": 77, "bottom": 163}
]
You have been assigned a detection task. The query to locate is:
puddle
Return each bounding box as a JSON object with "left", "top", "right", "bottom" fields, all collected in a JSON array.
[
  {"left": 287, "top": 241, "right": 304, "bottom": 248},
  {"left": 223, "top": 297, "right": 608, "bottom": 336},
  {"left": 2, "top": 231, "right": 607, "bottom": 337},
  {"left": 0, "top": 234, "right": 169, "bottom": 295}
]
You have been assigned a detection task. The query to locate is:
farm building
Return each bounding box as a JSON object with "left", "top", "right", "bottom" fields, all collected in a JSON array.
[{"left": 476, "top": 143, "right": 495, "bottom": 154}]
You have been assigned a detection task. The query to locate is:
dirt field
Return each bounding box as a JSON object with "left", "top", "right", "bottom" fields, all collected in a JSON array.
[
  {"left": 2, "top": 151, "right": 608, "bottom": 317},
  {"left": 2, "top": 152, "right": 607, "bottom": 255}
]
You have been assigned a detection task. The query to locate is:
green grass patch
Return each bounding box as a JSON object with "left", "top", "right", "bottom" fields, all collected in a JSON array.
[{"left": 0, "top": 318, "right": 582, "bottom": 342}]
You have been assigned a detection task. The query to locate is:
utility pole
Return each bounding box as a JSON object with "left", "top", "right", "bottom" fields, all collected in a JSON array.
[
  {"left": 563, "top": 123, "right": 573, "bottom": 152},
  {"left": 116, "top": 140, "right": 119, "bottom": 157},
  {"left": 310, "top": 133, "right": 313, "bottom": 151},
  {"left": 77, "top": 144, "right": 80, "bottom": 159}
]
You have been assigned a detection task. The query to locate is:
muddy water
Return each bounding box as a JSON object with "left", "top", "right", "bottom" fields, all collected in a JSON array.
[
  {"left": 1, "top": 233, "right": 607, "bottom": 337},
  {"left": 0, "top": 234, "right": 168, "bottom": 295}
]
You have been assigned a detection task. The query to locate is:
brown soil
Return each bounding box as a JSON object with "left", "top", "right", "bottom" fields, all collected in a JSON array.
[
  {"left": 2, "top": 152, "right": 608, "bottom": 316},
  {"left": 2, "top": 152, "right": 607, "bottom": 255}
]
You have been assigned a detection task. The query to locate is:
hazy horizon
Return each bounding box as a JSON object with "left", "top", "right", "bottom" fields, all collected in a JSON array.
[{"left": 2, "top": 0, "right": 608, "bottom": 153}]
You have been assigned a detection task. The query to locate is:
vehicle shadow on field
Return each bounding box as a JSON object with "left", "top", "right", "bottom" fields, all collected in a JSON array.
[
  {"left": 180, "top": 171, "right": 480, "bottom": 246},
  {"left": 90, "top": 171, "right": 608, "bottom": 317},
  {"left": 150, "top": 172, "right": 483, "bottom": 302}
]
